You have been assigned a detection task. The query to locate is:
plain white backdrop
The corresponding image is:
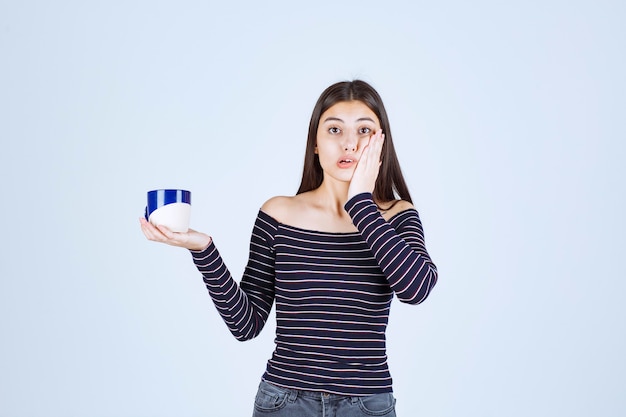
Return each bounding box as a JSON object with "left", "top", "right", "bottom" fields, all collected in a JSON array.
[{"left": 1, "top": 1, "right": 624, "bottom": 416}]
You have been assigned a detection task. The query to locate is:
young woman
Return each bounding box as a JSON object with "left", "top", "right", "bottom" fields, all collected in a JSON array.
[{"left": 140, "top": 80, "right": 438, "bottom": 416}]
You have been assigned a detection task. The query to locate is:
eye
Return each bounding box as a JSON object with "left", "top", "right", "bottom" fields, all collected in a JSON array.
[
  {"left": 359, "top": 127, "right": 372, "bottom": 135},
  {"left": 328, "top": 126, "right": 341, "bottom": 134}
]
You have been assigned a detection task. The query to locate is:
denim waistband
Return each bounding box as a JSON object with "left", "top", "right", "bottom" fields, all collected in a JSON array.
[{"left": 260, "top": 379, "right": 380, "bottom": 403}]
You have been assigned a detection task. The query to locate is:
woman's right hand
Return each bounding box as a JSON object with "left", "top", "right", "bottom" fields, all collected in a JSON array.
[{"left": 139, "top": 217, "right": 212, "bottom": 251}]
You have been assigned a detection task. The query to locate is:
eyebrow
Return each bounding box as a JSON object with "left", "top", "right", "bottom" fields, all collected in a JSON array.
[{"left": 322, "top": 116, "right": 376, "bottom": 123}]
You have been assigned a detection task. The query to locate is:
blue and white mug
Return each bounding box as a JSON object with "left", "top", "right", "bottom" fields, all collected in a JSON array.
[{"left": 145, "top": 189, "right": 191, "bottom": 232}]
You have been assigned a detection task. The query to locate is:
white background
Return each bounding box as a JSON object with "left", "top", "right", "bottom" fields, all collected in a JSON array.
[{"left": 1, "top": 1, "right": 624, "bottom": 416}]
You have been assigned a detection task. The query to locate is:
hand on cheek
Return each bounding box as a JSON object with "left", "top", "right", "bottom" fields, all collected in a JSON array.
[{"left": 347, "top": 131, "right": 384, "bottom": 201}]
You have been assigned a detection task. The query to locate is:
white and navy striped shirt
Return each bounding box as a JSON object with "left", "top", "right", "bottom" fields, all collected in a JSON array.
[{"left": 191, "top": 192, "right": 438, "bottom": 396}]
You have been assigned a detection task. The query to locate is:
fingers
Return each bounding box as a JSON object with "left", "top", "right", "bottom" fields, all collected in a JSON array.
[
  {"left": 372, "top": 130, "right": 385, "bottom": 162},
  {"left": 353, "top": 130, "right": 384, "bottom": 175},
  {"left": 347, "top": 130, "right": 385, "bottom": 200},
  {"left": 140, "top": 217, "right": 158, "bottom": 240},
  {"left": 139, "top": 217, "right": 211, "bottom": 251},
  {"left": 155, "top": 223, "right": 174, "bottom": 239},
  {"left": 362, "top": 130, "right": 384, "bottom": 168},
  {"left": 139, "top": 217, "right": 175, "bottom": 244}
]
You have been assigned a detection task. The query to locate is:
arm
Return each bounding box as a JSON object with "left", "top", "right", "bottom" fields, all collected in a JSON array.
[
  {"left": 345, "top": 192, "right": 438, "bottom": 304},
  {"left": 190, "top": 211, "right": 277, "bottom": 340}
]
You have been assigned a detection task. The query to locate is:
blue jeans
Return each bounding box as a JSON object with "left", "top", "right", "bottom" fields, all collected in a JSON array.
[{"left": 252, "top": 380, "right": 397, "bottom": 417}]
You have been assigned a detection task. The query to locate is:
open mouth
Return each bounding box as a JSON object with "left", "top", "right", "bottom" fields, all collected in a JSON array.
[{"left": 337, "top": 157, "right": 355, "bottom": 168}]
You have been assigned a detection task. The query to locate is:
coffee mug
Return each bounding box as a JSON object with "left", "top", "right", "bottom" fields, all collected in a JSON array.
[{"left": 145, "top": 189, "right": 191, "bottom": 232}]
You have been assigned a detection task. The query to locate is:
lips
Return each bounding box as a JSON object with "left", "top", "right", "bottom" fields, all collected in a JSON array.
[{"left": 337, "top": 156, "right": 356, "bottom": 169}]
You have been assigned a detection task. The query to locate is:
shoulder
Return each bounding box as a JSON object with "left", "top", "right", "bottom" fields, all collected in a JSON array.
[
  {"left": 379, "top": 199, "right": 415, "bottom": 221},
  {"left": 261, "top": 195, "right": 302, "bottom": 224},
  {"left": 261, "top": 193, "right": 321, "bottom": 227}
]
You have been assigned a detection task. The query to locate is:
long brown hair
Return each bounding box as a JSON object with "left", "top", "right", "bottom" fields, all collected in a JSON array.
[{"left": 296, "top": 80, "right": 413, "bottom": 204}]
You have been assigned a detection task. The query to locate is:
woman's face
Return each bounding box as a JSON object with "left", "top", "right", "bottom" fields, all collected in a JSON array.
[{"left": 315, "top": 100, "right": 381, "bottom": 183}]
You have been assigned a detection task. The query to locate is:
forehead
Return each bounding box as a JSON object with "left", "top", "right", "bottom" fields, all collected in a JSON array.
[{"left": 320, "top": 101, "right": 379, "bottom": 124}]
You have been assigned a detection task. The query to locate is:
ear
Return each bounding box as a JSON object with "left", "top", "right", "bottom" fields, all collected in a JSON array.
[{"left": 314, "top": 144, "right": 318, "bottom": 154}]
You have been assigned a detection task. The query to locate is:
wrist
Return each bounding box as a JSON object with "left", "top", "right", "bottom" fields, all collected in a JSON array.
[
  {"left": 188, "top": 235, "right": 212, "bottom": 252},
  {"left": 345, "top": 192, "right": 374, "bottom": 211}
]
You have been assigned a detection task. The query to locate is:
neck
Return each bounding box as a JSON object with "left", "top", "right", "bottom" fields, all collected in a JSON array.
[{"left": 310, "top": 179, "right": 352, "bottom": 215}]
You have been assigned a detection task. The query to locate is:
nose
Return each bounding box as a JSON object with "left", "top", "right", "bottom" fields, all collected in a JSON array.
[{"left": 342, "top": 132, "right": 357, "bottom": 152}]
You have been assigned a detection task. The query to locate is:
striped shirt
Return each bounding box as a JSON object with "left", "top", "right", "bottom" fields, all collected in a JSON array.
[{"left": 191, "top": 192, "right": 438, "bottom": 396}]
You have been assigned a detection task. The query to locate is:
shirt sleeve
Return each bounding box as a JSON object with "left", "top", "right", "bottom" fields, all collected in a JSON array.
[
  {"left": 345, "top": 192, "right": 438, "bottom": 304},
  {"left": 190, "top": 211, "right": 277, "bottom": 341}
]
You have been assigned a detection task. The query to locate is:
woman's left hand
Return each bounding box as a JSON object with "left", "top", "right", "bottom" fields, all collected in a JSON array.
[{"left": 347, "top": 130, "right": 384, "bottom": 200}]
